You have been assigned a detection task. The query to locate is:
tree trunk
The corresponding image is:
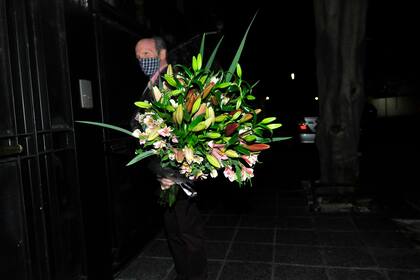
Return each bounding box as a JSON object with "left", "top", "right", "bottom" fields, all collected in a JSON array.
[{"left": 313, "top": 0, "right": 368, "bottom": 186}]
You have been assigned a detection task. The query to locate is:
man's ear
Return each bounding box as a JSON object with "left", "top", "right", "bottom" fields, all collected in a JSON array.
[{"left": 159, "top": 49, "right": 167, "bottom": 61}]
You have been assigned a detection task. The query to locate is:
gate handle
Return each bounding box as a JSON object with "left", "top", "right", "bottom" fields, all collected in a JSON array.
[{"left": 0, "top": 144, "right": 23, "bottom": 157}]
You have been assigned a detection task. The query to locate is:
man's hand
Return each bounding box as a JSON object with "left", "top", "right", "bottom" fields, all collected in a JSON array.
[{"left": 158, "top": 177, "right": 175, "bottom": 190}]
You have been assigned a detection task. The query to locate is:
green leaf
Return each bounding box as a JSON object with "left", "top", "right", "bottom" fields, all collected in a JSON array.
[
  {"left": 234, "top": 145, "right": 250, "bottom": 155},
  {"left": 246, "top": 95, "right": 256, "bottom": 100},
  {"left": 126, "top": 150, "right": 155, "bottom": 166},
  {"left": 200, "top": 33, "right": 206, "bottom": 60},
  {"left": 205, "top": 36, "right": 224, "bottom": 71},
  {"left": 214, "top": 82, "right": 231, "bottom": 89},
  {"left": 267, "top": 136, "right": 292, "bottom": 142},
  {"left": 75, "top": 121, "right": 133, "bottom": 136},
  {"left": 225, "top": 11, "right": 258, "bottom": 82}
]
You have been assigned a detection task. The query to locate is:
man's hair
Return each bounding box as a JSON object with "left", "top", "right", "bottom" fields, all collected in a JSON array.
[{"left": 153, "top": 36, "right": 167, "bottom": 53}]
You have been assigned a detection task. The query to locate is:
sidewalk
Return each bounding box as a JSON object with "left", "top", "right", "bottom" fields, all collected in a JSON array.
[{"left": 116, "top": 181, "right": 420, "bottom": 280}]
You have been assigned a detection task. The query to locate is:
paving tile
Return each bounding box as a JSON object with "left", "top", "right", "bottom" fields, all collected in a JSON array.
[
  {"left": 361, "top": 231, "right": 414, "bottom": 248},
  {"left": 317, "top": 231, "right": 364, "bottom": 247},
  {"left": 204, "top": 227, "right": 235, "bottom": 241},
  {"left": 275, "top": 245, "right": 324, "bottom": 265},
  {"left": 322, "top": 247, "right": 377, "bottom": 268},
  {"left": 141, "top": 239, "right": 171, "bottom": 258},
  {"left": 274, "top": 265, "right": 328, "bottom": 280},
  {"left": 226, "top": 243, "right": 273, "bottom": 262},
  {"left": 234, "top": 228, "right": 274, "bottom": 243},
  {"left": 283, "top": 217, "right": 314, "bottom": 229},
  {"left": 205, "top": 215, "right": 240, "bottom": 227},
  {"left": 206, "top": 241, "right": 230, "bottom": 260},
  {"left": 371, "top": 247, "right": 420, "bottom": 269},
  {"left": 314, "top": 217, "right": 357, "bottom": 231},
  {"left": 240, "top": 215, "right": 277, "bottom": 228},
  {"left": 327, "top": 268, "right": 387, "bottom": 280},
  {"left": 353, "top": 217, "right": 399, "bottom": 231},
  {"left": 276, "top": 229, "right": 319, "bottom": 245},
  {"left": 219, "top": 262, "right": 272, "bottom": 280},
  {"left": 278, "top": 206, "right": 312, "bottom": 217},
  {"left": 116, "top": 257, "right": 173, "bottom": 280},
  {"left": 387, "top": 270, "right": 420, "bottom": 280},
  {"left": 166, "top": 260, "right": 222, "bottom": 280}
]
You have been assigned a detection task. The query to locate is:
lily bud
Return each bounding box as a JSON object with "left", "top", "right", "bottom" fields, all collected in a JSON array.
[
  {"left": 243, "top": 135, "right": 257, "bottom": 142},
  {"left": 210, "top": 96, "right": 218, "bottom": 106},
  {"left": 241, "top": 143, "right": 270, "bottom": 151},
  {"left": 175, "top": 104, "right": 184, "bottom": 125},
  {"left": 205, "top": 132, "right": 221, "bottom": 139},
  {"left": 173, "top": 148, "right": 184, "bottom": 163},
  {"left": 239, "top": 113, "right": 253, "bottom": 123},
  {"left": 206, "top": 154, "right": 221, "bottom": 168},
  {"left": 225, "top": 123, "right": 239, "bottom": 136},
  {"left": 134, "top": 101, "right": 152, "bottom": 109},
  {"left": 192, "top": 103, "right": 207, "bottom": 119},
  {"left": 260, "top": 117, "right": 276, "bottom": 124},
  {"left": 225, "top": 149, "right": 239, "bottom": 158},
  {"left": 152, "top": 86, "right": 162, "bottom": 101},
  {"left": 231, "top": 111, "right": 242, "bottom": 121},
  {"left": 202, "top": 82, "right": 215, "bottom": 99},
  {"left": 191, "top": 97, "right": 202, "bottom": 114},
  {"left": 191, "top": 121, "right": 206, "bottom": 132},
  {"left": 215, "top": 114, "right": 228, "bottom": 122},
  {"left": 267, "top": 123, "right": 282, "bottom": 130},
  {"left": 147, "top": 131, "right": 159, "bottom": 141},
  {"left": 255, "top": 109, "right": 262, "bottom": 114}
]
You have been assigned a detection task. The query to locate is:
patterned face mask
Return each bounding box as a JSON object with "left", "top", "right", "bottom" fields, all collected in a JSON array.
[{"left": 138, "top": 57, "right": 160, "bottom": 76}]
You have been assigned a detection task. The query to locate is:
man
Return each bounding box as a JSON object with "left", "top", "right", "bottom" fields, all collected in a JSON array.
[{"left": 134, "top": 37, "right": 208, "bottom": 280}]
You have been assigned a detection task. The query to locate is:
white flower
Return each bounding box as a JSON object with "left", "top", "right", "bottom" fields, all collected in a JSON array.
[
  {"left": 193, "top": 155, "right": 203, "bottom": 164},
  {"left": 143, "top": 115, "right": 156, "bottom": 128},
  {"left": 153, "top": 140, "right": 166, "bottom": 149},
  {"left": 132, "top": 129, "right": 141, "bottom": 138},
  {"left": 210, "top": 76, "right": 219, "bottom": 84},
  {"left": 210, "top": 169, "right": 218, "bottom": 178},
  {"left": 171, "top": 136, "right": 178, "bottom": 143},
  {"left": 168, "top": 153, "right": 175, "bottom": 160},
  {"left": 169, "top": 99, "right": 178, "bottom": 108}
]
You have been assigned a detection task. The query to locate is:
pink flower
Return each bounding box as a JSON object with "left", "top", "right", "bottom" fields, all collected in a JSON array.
[
  {"left": 223, "top": 166, "right": 237, "bottom": 182},
  {"left": 158, "top": 126, "right": 172, "bottom": 137},
  {"left": 171, "top": 136, "right": 178, "bottom": 143},
  {"left": 240, "top": 165, "right": 254, "bottom": 181},
  {"left": 241, "top": 154, "right": 258, "bottom": 167}
]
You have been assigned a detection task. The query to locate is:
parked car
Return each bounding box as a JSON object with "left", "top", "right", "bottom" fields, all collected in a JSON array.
[{"left": 297, "top": 116, "right": 319, "bottom": 144}]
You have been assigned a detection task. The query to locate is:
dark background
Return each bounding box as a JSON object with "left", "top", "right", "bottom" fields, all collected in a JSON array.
[{"left": 0, "top": 0, "right": 419, "bottom": 280}]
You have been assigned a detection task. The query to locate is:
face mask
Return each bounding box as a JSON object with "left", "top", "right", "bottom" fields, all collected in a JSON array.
[{"left": 139, "top": 57, "right": 160, "bottom": 77}]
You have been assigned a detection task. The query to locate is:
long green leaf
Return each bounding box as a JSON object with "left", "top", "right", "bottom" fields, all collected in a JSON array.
[
  {"left": 224, "top": 11, "right": 258, "bottom": 82},
  {"left": 268, "top": 137, "right": 292, "bottom": 142},
  {"left": 126, "top": 150, "right": 155, "bottom": 166},
  {"left": 205, "top": 35, "right": 224, "bottom": 71},
  {"left": 75, "top": 121, "right": 133, "bottom": 136},
  {"left": 200, "top": 33, "right": 206, "bottom": 60}
]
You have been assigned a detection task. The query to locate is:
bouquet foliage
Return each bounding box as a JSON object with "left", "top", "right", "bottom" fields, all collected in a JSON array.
[{"left": 77, "top": 14, "right": 290, "bottom": 206}]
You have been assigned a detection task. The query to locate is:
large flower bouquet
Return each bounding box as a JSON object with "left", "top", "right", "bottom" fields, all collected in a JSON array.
[{"left": 78, "top": 15, "right": 290, "bottom": 206}]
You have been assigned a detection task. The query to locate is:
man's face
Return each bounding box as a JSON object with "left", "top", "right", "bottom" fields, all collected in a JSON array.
[{"left": 135, "top": 39, "right": 158, "bottom": 60}]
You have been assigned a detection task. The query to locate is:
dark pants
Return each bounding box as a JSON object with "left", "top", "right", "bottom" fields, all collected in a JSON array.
[{"left": 163, "top": 195, "right": 208, "bottom": 280}]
